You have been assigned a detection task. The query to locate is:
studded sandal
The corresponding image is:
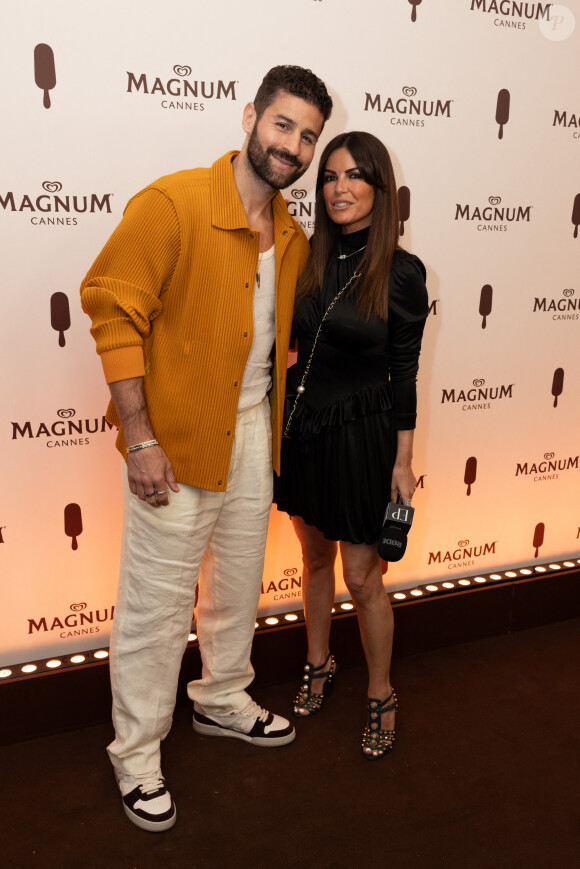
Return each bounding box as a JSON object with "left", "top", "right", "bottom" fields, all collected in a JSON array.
[
  {"left": 293, "top": 652, "right": 337, "bottom": 717},
  {"left": 361, "top": 689, "right": 398, "bottom": 760}
]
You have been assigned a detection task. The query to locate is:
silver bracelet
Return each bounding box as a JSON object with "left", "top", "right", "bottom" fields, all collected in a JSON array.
[{"left": 127, "top": 439, "right": 159, "bottom": 454}]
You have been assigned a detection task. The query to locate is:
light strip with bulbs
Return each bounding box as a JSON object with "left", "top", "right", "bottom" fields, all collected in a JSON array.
[{"left": 2, "top": 558, "right": 579, "bottom": 683}]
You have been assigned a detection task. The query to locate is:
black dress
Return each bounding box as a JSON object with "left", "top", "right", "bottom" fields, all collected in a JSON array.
[{"left": 275, "top": 226, "right": 429, "bottom": 544}]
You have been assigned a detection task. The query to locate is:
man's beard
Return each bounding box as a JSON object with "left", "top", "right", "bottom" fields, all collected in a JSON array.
[{"left": 246, "top": 126, "right": 306, "bottom": 190}]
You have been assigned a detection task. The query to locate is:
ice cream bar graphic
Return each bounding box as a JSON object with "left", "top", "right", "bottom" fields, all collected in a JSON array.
[
  {"left": 479, "top": 284, "right": 493, "bottom": 329},
  {"left": 551, "top": 367, "right": 564, "bottom": 407},
  {"left": 495, "top": 89, "right": 510, "bottom": 140},
  {"left": 0, "top": 527, "right": 4, "bottom": 544},
  {"left": 64, "top": 503, "right": 83, "bottom": 550},
  {"left": 398, "top": 186, "right": 410, "bottom": 236},
  {"left": 572, "top": 194, "right": 580, "bottom": 239},
  {"left": 464, "top": 456, "right": 477, "bottom": 496},
  {"left": 532, "top": 522, "right": 544, "bottom": 559},
  {"left": 409, "top": 0, "right": 422, "bottom": 22},
  {"left": 34, "top": 44, "right": 56, "bottom": 109},
  {"left": 50, "top": 292, "right": 71, "bottom": 347}
]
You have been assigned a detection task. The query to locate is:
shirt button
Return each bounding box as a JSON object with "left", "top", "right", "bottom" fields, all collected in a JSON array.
[
  {"left": 282, "top": 230, "right": 288, "bottom": 235},
  {"left": 218, "top": 480, "right": 222, "bottom": 486},
  {"left": 226, "top": 430, "right": 231, "bottom": 436},
  {"left": 245, "top": 283, "right": 249, "bottom": 288},
  {"left": 243, "top": 332, "right": 248, "bottom": 337},
  {"left": 249, "top": 233, "right": 254, "bottom": 239},
  {"left": 234, "top": 381, "right": 238, "bottom": 387}
]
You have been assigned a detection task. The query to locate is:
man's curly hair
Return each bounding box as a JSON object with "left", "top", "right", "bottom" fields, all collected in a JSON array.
[{"left": 253, "top": 65, "right": 332, "bottom": 124}]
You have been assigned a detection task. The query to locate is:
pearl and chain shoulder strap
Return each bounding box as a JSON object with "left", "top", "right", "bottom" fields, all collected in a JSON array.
[{"left": 283, "top": 270, "right": 361, "bottom": 437}]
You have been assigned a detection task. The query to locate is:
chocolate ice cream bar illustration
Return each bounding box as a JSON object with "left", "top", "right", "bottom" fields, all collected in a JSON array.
[
  {"left": 398, "top": 186, "right": 410, "bottom": 236},
  {"left": 50, "top": 292, "right": 71, "bottom": 347},
  {"left": 34, "top": 44, "right": 56, "bottom": 109},
  {"left": 551, "top": 367, "right": 564, "bottom": 407},
  {"left": 572, "top": 193, "right": 580, "bottom": 239},
  {"left": 64, "top": 503, "right": 83, "bottom": 550},
  {"left": 479, "top": 284, "right": 493, "bottom": 329},
  {"left": 532, "top": 522, "right": 544, "bottom": 559},
  {"left": 495, "top": 89, "right": 510, "bottom": 140},
  {"left": 464, "top": 456, "right": 477, "bottom": 496},
  {"left": 409, "top": 0, "right": 422, "bottom": 22}
]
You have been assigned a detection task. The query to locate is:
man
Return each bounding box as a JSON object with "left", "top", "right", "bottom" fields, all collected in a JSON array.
[{"left": 80, "top": 65, "right": 332, "bottom": 832}]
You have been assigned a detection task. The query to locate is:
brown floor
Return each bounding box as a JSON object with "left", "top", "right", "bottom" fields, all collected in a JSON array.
[{"left": 3, "top": 617, "right": 580, "bottom": 869}]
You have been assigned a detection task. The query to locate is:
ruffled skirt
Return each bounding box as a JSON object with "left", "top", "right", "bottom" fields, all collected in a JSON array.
[{"left": 275, "top": 399, "right": 397, "bottom": 545}]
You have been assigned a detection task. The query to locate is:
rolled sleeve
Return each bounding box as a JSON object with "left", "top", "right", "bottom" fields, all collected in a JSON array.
[{"left": 80, "top": 187, "right": 181, "bottom": 378}]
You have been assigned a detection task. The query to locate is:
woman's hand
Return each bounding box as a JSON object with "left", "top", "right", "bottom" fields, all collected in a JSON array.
[
  {"left": 390, "top": 461, "right": 416, "bottom": 504},
  {"left": 390, "top": 430, "right": 416, "bottom": 503}
]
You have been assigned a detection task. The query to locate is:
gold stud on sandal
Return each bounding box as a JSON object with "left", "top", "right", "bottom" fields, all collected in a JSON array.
[
  {"left": 361, "top": 689, "right": 398, "bottom": 760},
  {"left": 293, "top": 652, "right": 337, "bottom": 718}
]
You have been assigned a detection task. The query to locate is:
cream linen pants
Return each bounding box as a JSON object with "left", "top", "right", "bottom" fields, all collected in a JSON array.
[{"left": 107, "top": 398, "right": 273, "bottom": 775}]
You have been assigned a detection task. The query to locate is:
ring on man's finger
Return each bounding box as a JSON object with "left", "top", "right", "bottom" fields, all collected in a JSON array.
[{"left": 144, "top": 491, "right": 156, "bottom": 497}]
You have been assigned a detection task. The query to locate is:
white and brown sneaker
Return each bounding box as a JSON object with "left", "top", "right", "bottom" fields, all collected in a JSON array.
[
  {"left": 116, "top": 769, "right": 176, "bottom": 832},
  {"left": 193, "top": 698, "right": 295, "bottom": 747}
]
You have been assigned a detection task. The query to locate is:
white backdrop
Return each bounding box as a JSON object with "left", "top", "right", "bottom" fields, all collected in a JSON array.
[{"left": 1, "top": 0, "right": 579, "bottom": 666}]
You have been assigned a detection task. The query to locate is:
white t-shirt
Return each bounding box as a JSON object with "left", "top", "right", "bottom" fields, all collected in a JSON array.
[{"left": 237, "top": 244, "right": 276, "bottom": 412}]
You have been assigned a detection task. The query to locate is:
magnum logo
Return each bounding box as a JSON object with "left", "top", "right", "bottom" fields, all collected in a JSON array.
[
  {"left": 455, "top": 196, "right": 532, "bottom": 231},
  {"left": 464, "top": 457, "right": 477, "bottom": 495},
  {"left": 261, "top": 568, "right": 302, "bottom": 601},
  {"left": 495, "top": 89, "right": 510, "bottom": 139},
  {"left": 50, "top": 292, "right": 71, "bottom": 347},
  {"left": 469, "top": 1, "right": 552, "bottom": 29},
  {"left": 398, "top": 186, "right": 410, "bottom": 235},
  {"left": 515, "top": 451, "right": 579, "bottom": 480},
  {"left": 0, "top": 526, "right": 5, "bottom": 543},
  {"left": 364, "top": 87, "right": 452, "bottom": 126},
  {"left": 409, "top": 0, "right": 422, "bottom": 22},
  {"left": 286, "top": 188, "right": 315, "bottom": 231},
  {"left": 552, "top": 110, "right": 580, "bottom": 138},
  {"left": 479, "top": 284, "right": 493, "bottom": 328},
  {"left": 428, "top": 538, "right": 498, "bottom": 569},
  {"left": 27, "top": 601, "right": 114, "bottom": 637},
  {"left": 11, "top": 408, "right": 115, "bottom": 448},
  {"left": 0, "top": 181, "right": 113, "bottom": 226},
  {"left": 34, "top": 44, "right": 56, "bottom": 108},
  {"left": 551, "top": 367, "right": 564, "bottom": 407},
  {"left": 441, "top": 378, "right": 514, "bottom": 410},
  {"left": 533, "top": 288, "right": 578, "bottom": 321},
  {"left": 532, "top": 522, "right": 544, "bottom": 558},
  {"left": 64, "top": 503, "right": 83, "bottom": 550},
  {"left": 126, "top": 65, "right": 237, "bottom": 112}
]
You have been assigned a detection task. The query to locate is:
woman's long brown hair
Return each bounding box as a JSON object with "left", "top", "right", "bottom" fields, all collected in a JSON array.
[{"left": 295, "top": 131, "right": 400, "bottom": 322}]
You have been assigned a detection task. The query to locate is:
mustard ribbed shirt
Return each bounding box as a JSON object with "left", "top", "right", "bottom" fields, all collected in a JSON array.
[{"left": 80, "top": 151, "right": 309, "bottom": 490}]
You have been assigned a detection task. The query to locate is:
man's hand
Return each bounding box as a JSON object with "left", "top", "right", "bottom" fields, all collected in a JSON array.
[
  {"left": 127, "top": 444, "right": 179, "bottom": 507},
  {"left": 109, "top": 377, "right": 179, "bottom": 507}
]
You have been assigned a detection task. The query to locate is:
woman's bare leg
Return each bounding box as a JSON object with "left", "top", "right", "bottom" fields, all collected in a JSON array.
[
  {"left": 291, "top": 516, "right": 338, "bottom": 709},
  {"left": 340, "top": 540, "right": 395, "bottom": 756}
]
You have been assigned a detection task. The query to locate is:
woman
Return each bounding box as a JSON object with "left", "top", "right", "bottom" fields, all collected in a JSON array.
[{"left": 276, "top": 132, "right": 428, "bottom": 760}]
